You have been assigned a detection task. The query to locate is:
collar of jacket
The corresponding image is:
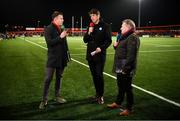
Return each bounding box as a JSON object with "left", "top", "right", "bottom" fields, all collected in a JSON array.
[
  {"left": 94, "top": 20, "right": 105, "bottom": 27},
  {"left": 121, "top": 29, "right": 135, "bottom": 40},
  {"left": 52, "top": 21, "right": 61, "bottom": 34}
]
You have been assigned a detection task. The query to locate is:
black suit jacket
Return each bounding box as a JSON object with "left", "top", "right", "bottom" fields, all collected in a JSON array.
[
  {"left": 83, "top": 20, "right": 112, "bottom": 62},
  {"left": 44, "top": 23, "right": 69, "bottom": 68}
]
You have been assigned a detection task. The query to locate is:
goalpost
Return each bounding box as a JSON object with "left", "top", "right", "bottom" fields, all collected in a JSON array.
[{"left": 71, "top": 16, "right": 84, "bottom": 36}]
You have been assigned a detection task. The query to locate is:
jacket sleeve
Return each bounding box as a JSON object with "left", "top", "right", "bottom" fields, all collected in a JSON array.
[
  {"left": 122, "top": 35, "right": 140, "bottom": 73},
  {"left": 44, "top": 27, "right": 64, "bottom": 46},
  {"left": 99, "top": 24, "right": 112, "bottom": 51},
  {"left": 83, "top": 27, "right": 93, "bottom": 43},
  {"left": 64, "top": 37, "right": 69, "bottom": 51},
  {"left": 64, "top": 37, "right": 71, "bottom": 61}
]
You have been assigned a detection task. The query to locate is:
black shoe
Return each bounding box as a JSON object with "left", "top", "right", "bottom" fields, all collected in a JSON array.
[
  {"left": 97, "top": 96, "right": 104, "bottom": 104},
  {"left": 54, "top": 96, "right": 67, "bottom": 103},
  {"left": 39, "top": 100, "right": 47, "bottom": 110}
]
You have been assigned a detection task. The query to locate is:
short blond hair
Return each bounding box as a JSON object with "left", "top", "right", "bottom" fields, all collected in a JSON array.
[{"left": 122, "top": 19, "right": 136, "bottom": 30}]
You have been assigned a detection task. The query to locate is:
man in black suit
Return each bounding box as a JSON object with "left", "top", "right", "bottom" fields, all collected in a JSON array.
[
  {"left": 83, "top": 9, "right": 112, "bottom": 104},
  {"left": 39, "top": 11, "right": 70, "bottom": 109}
]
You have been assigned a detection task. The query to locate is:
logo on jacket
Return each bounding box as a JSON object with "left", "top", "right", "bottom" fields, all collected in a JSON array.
[{"left": 99, "top": 27, "right": 102, "bottom": 31}]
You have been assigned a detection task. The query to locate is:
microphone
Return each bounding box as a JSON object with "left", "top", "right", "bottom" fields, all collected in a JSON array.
[
  {"left": 61, "top": 25, "right": 65, "bottom": 30},
  {"left": 113, "top": 32, "right": 122, "bottom": 49},
  {"left": 116, "top": 32, "right": 122, "bottom": 42},
  {"left": 89, "top": 22, "right": 94, "bottom": 27},
  {"left": 88, "top": 22, "right": 94, "bottom": 34},
  {"left": 61, "top": 25, "right": 70, "bottom": 33}
]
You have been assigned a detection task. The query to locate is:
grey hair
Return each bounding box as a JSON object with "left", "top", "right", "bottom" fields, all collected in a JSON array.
[{"left": 122, "top": 19, "right": 136, "bottom": 30}]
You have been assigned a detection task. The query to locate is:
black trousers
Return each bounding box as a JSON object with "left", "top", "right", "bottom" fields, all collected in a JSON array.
[
  {"left": 42, "top": 67, "right": 64, "bottom": 101},
  {"left": 116, "top": 73, "right": 134, "bottom": 110},
  {"left": 88, "top": 60, "right": 105, "bottom": 97}
]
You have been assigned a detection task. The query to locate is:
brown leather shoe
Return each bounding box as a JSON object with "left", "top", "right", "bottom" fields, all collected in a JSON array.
[
  {"left": 119, "top": 109, "right": 130, "bottom": 116},
  {"left": 107, "top": 102, "right": 121, "bottom": 109}
]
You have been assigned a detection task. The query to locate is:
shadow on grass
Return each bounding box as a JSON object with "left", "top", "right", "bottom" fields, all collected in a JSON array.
[
  {"left": 1, "top": 95, "right": 180, "bottom": 120},
  {"left": 0, "top": 95, "right": 116, "bottom": 119}
]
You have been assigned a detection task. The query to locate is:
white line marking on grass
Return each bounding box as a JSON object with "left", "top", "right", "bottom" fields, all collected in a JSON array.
[
  {"left": 146, "top": 43, "right": 180, "bottom": 47},
  {"left": 155, "top": 45, "right": 174, "bottom": 47},
  {"left": 71, "top": 49, "right": 180, "bottom": 56},
  {"left": 22, "top": 37, "right": 180, "bottom": 108},
  {"left": 71, "top": 58, "right": 89, "bottom": 68},
  {"left": 38, "top": 42, "right": 46, "bottom": 44},
  {"left": 24, "top": 39, "right": 47, "bottom": 50},
  {"left": 140, "top": 50, "right": 180, "bottom": 53},
  {"left": 70, "top": 49, "right": 180, "bottom": 56}
]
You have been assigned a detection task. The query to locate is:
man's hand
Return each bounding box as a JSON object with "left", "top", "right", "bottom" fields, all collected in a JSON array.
[
  {"left": 113, "top": 41, "right": 119, "bottom": 47},
  {"left": 60, "top": 30, "right": 68, "bottom": 38},
  {"left": 91, "top": 47, "right": 101, "bottom": 56},
  {"left": 120, "top": 70, "right": 126, "bottom": 75},
  {"left": 88, "top": 27, "right": 94, "bottom": 35},
  {"left": 95, "top": 47, "right": 101, "bottom": 53}
]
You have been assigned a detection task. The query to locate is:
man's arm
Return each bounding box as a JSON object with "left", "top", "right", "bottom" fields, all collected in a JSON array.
[
  {"left": 122, "top": 36, "right": 139, "bottom": 74},
  {"left": 83, "top": 27, "right": 93, "bottom": 43},
  {"left": 99, "top": 24, "right": 112, "bottom": 51},
  {"left": 44, "top": 27, "right": 65, "bottom": 46}
]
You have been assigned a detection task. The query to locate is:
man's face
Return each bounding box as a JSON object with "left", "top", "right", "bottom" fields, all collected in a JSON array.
[
  {"left": 90, "top": 14, "right": 100, "bottom": 24},
  {"left": 121, "top": 22, "right": 131, "bottom": 35},
  {"left": 55, "top": 15, "right": 64, "bottom": 26}
]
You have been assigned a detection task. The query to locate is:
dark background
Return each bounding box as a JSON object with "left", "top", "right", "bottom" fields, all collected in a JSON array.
[{"left": 0, "top": 0, "right": 180, "bottom": 32}]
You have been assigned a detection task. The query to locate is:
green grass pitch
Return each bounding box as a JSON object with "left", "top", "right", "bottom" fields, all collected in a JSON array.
[{"left": 0, "top": 36, "right": 180, "bottom": 119}]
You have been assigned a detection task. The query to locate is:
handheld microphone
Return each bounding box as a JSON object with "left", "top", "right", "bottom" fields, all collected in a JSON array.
[
  {"left": 89, "top": 22, "right": 94, "bottom": 27},
  {"left": 113, "top": 32, "right": 122, "bottom": 49},
  {"left": 88, "top": 22, "right": 94, "bottom": 34},
  {"left": 61, "top": 25, "right": 65, "bottom": 30},
  {"left": 61, "top": 25, "right": 70, "bottom": 33},
  {"left": 116, "top": 32, "right": 122, "bottom": 42}
]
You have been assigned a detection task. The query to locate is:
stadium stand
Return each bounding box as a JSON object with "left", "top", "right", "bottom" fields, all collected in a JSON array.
[
  {"left": 4, "top": 24, "right": 180, "bottom": 38},
  {"left": 136, "top": 24, "right": 180, "bottom": 37}
]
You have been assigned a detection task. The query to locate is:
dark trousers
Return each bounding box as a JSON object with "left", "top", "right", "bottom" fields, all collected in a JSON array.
[
  {"left": 116, "top": 73, "right": 134, "bottom": 110},
  {"left": 88, "top": 60, "right": 105, "bottom": 97},
  {"left": 42, "top": 67, "right": 64, "bottom": 101}
]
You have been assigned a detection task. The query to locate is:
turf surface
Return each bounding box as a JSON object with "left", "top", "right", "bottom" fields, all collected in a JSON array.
[{"left": 0, "top": 36, "right": 180, "bottom": 119}]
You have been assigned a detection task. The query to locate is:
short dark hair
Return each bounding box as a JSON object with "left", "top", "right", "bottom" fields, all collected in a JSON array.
[
  {"left": 52, "top": 11, "right": 63, "bottom": 20},
  {"left": 88, "top": 8, "right": 100, "bottom": 15}
]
